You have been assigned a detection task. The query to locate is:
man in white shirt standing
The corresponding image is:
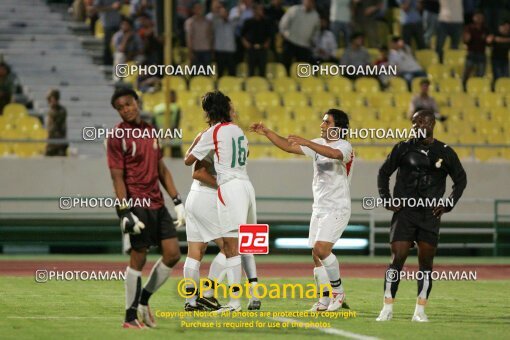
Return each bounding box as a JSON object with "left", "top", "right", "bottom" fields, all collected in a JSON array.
[{"left": 250, "top": 109, "right": 354, "bottom": 312}]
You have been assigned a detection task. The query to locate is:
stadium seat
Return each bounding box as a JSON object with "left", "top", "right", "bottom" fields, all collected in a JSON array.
[
  {"left": 310, "top": 92, "right": 337, "bottom": 112},
  {"left": 378, "top": 106, "right": 405, "bottom": 122},
  {"left": 466, "top": 77, "right": 491, "bottom": 95},
  {"left": 415, "top": 49, "right": 439, "bottom": 70},
  {"left": 326, "top": 77, "right": 353, "bottom": 93},
  {"left": 449, "top": 93, "right": 476, "bottom": 108},
  {"left": 339, "top": 93, "right": 365, "bottom": 110},
  {"left": 444, "top": 50, "right": 466, "bottom": 76},
  {"left": 266, "top": 62, "right": 287, "bottom": 79},
  {"left": 3, "top": 103, "right": 27, "bottom": 120},
  {"left": 388, "top": 77, "right": 409, "bottom": 93},
  {"left": 218, "top": 76, "right": 243, "bottom": 92},
  {"left": 393, "top": 92, "right": 413, "bottom": 112},
  {"left": 367, "top": 48, "right": 380, "bottom": 63},
  {"left": 176, "top": 91, "right": 198, "bottom": 108},
  {"left": 478, "top": 93, "right": 504, "bottom": 110},
  {"left": 254, "top": 91, "right": 281, "bottom": 111},
  {"left": 94, "top": 20, "right": 104, "bottom": 39},
  {"left": 17, "top": 116, "right": 43, "bottom": 132},
  {"left": 236, "top": 62, "right": 248, "bottom": 77},
  {"left": 293, "top": 106, "right": 322, "bottom": 123},
  {"left": 272, "top": 77, "right": 298, "bottom": 93},
  {"left": 189, "top": 76, "right": 215, "bottom": 93},
  {"left": 355, "top": 77, "right": 380, "bottom": 94},
  {"left": 427, "top": 64, "right": 452, "bottom": 81},
  {"left": 173, "top": 47, "right": 188, "bottom": 65},
  {"left": 236, "top": 106, "right": 263, "bottom": 128},
  {"left": 298, "top": 77, "right": 325, "bottom": 94},
  {"left": 165, "top": 76, "right": 187, "bottom": 92},
  {"left": 245, "top": 77, "right": 270, "bottom": 93},
  {"left": 439, "top": 78, "right": 462, "bottom": 93},
  {"left": 475, "top": 148, "right": 502, "bottom": 161},
  {"left": 494, "top": 77, "right": 510, "bottom": 94},
  {"left": 142, "top": 92, "right": 165, "bottom": 112},
  {"left": 282, "top": 92, "right": 309, "bottom": 109},
  {"left": 228, "top": 91, "right": 253, "bottom": 109},
  {"left": 365, "top": 93, "right": 394, "bottom": 108}
]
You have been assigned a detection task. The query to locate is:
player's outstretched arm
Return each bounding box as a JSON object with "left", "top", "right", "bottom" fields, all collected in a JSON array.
[
  {"left": 249, "top": 122, "right": 304, "bottom": 155},
  {"left": 192, "top": 160, "right": 217, "bottom": 189},
  {"left": 288, "top": 135, "right": 344, "bottom": 160}
]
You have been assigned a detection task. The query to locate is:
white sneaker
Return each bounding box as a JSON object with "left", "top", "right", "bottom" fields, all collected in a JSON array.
[
  {"left": 309, "top": 301, "right": 329, "bottom": 312},
  {"left": 213, "top": 304, "right": 241, "bottom": 314},
  {"left": 376, "top": 308, "right": 393, "bottom": 321},
  {"left": 412, "top": 311, "right": 429, "bottom": 322},
  {"left": 327, "top": 292, "right": 346, "bottom": 311},
  {"left": 137, "top": 304, "right": 156, "bottom": 328}
]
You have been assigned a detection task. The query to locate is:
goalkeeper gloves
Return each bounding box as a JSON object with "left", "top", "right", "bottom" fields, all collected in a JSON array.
[
  {"left": 172, "top": 195, "right": 186, "bottom": 228},
  {"left": 117, "top": 206, "right": 145, "bottom": 234}
]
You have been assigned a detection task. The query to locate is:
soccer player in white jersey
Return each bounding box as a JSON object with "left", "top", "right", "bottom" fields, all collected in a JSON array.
[
  {"left": 183, "top": 98, "right": 261, "bottom": 311},
  {"left": 184, "top": 91, "right": 257, "bottom": 312},
  {"left": 250, "top": 109, "right": 353, "bottom": 312}
]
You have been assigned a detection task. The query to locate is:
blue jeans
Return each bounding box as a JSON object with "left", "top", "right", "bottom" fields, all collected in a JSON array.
[
  {"left": 401, "top": 70, "right": 427, "bottom": 90},
  {"left": 192, "top": 51, "right": 212, "bottom": 68},
  {"left": 492, "top": 59, "right": 509, "bottom": 81},
  {"left": 330, "top": 21, "right": 351, "bottom": 48},
  {"left": 436, "top": 22, "right": 463, "bottom": 62},
  {"left": 462, "top": 52, "right": 486, "bottom": 86}
]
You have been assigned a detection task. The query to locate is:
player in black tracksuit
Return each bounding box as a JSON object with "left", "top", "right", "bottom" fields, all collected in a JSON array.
[{"left": 375, "top": 109, "right": 467, "bottom": 322}]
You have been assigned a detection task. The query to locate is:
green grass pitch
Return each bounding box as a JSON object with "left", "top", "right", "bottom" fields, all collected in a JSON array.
[{"left": 1, "top": 272, "right": 509, "bottom": 339}]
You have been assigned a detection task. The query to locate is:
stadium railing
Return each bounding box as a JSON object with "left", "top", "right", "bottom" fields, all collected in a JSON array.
[{"left": 0, "top": 196, "right": 508, "bottom": 256}]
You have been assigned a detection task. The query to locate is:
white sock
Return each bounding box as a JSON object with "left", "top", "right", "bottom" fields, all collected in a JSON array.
[
  {"left": 414, "top": 303, "right": 425, "bottom": 315},
  {"left": 125, "top": 266, "right": 142, "bottom": 311},
  {"left": 241, "top": 254, "right": 258, "bottom": 280},
  {"left": 313, "top": 266, "right": 330, "bottom": 305},
  {"left": 226, "top": 255, "right": 242, "bottom": 308},
  {"left": 249, "top": 281, "right": 259, "bottom": 301},
  {"left": 144, "top": 258, "right": 172, "bottom": 294},
  {"left": 204, "top": 252, "right": 227, "bottom": 298},
  {"left": 382, "top": 302, "right": 394, "bottom": 312},
  {"left": 320, "top": 253, "right": 344, "bottom": 294},
  {"left": 183, "top": 257, "right": 201, "bottom": 305}
]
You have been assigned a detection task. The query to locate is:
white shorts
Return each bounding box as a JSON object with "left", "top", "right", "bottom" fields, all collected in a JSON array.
[
  {"left": 217, "top": 178, "right": 257, "bottom": 238},
  {"left": 185, "top": 189, "right": 223, "bottom": 243},
  {"left": 308, "top": 210, "right": 350, "bottom": 247}
]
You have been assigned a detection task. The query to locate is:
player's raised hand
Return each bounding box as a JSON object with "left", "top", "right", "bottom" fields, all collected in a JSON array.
[
  {"left": 249, "top": 122, "right": 268, "bottom": 135},
  {"left": 288, "top": 135, "right": 309, "bottom": 146}
]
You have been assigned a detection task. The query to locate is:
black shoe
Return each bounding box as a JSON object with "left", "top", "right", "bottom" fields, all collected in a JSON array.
[
  {"left": 342, "top": 301, "right": 350, "bottom": 309},
  {"left": 184, "top": 303, "right": 203, "bottom": 311},
  {"left": 196, "top": 296, "right": 221, "bottom": 311},
  {"left": 247, "top": 299, "right": 261, "bottom": 310}
]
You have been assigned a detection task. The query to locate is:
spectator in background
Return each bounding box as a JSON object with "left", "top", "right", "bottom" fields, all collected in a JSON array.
[
  {"left": 408, "top": 78, "right": 447, "bottom": 121},
  {"left": 242, "top": 4, "right": 272, "bottom": 76},
  {"left": 313, "top": 18, "right": 338, "bottom": 63},
  {"left": 205, "top": 0, "right": 222, "bottom": 21},
  {"left": 462, "top": 11, "right": 488, "bottom": 89},
  {"left": 138, "top": 14, "right": 163, "bottom": 65},
  {"left": 0, "top": 62, "right": 15, "bottom": 114},
  {"left": 45, "top": 89, "right": 68, "bottom": 157},
  {"left": 329, "top": 0, "right": 351, "bottom": 48},
  {"left": 422, "top": 0, "right": 439, "bottom": 48},
  {"left": 435, "top": 0, "right": 464, "bottom": 62},
  {"left": 131, "top": 0, "right": 155, "bottom": 19},
  {"left": 397, "top": 0, "right": 425, "bottom": 49},
  {"left": 389, "top": 36, "right": 427, "bottom": 88},
  {"left": 112, "top": 17, "right": 144, "bottom": 80},
  {"left": 265, "top": 0, "right": 285, "bottom": 59},
  {"left": 93, "top": 0, "right": 121, "bottom": 66},
  {"left": 185, "top": 3, "right": 213, "bottom": 68},
  {"left": 279, "top": 0, "right": 320, "bottom": 72},
  {"left": 230, "top": 0, "right": 255, "bottom": 64},
  {"left": 352, "top": 0, "right": 384, "bottom": 48},
  {"left": 212, "top": 2, "right": 237, "bottom": 76},
  {"left": 374, "top": 45, "right": 390, "bottom": 88},
  {"left": 153, "top": 90, "right": 182, "bottom": 158},
  {"left": 480, "top": 0, "right": 506, "bottom": 35},
  {"left": 340, "top": 32, "right": 371, "bottom": 77},
  {"left": 488, "top": 21, "right": 510, "bottom": 85}
]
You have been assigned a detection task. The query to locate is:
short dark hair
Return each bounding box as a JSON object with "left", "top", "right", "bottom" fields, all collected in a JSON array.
[
  {"left": 391, "top": 35, "right": 401, "bottom": 43},
  {"left": 415, "top": 109, "right": 435, "bottom": 120},
  {"left": 120, "top": 16, "right": 134, "bottom": 28},
  {"left": 419, "top": 78, "right": 431, "bottom": 85},
  {"left": 111, "top": 88, "right": 139, "bottom": 108},
  {"left": 327, "top": 109, "right": 349, "bottom": 130},
  {"left": 201, "top": 91, "right": 232, "bottom": 125},
  {"left": 47, "top": 88, "right": 60, "bottom": 101},
  {"left": 350, "top": 32, "right": 364, "bottom": 41}
]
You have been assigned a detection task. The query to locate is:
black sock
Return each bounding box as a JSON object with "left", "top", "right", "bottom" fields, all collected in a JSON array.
[
  {"left": 248, "top": 278, "right": 258, "bottom": 283},
  {"left": 139, "top": 288, "right": 152, "bottom": 306},
  {"left": 125, "top": 307, "right": 138, "bottom": 322}
]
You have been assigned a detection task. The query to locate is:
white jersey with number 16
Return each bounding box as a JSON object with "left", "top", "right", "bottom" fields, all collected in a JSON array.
[{"left": 191, "top": 122, "right": 250, "bottom": 186}]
